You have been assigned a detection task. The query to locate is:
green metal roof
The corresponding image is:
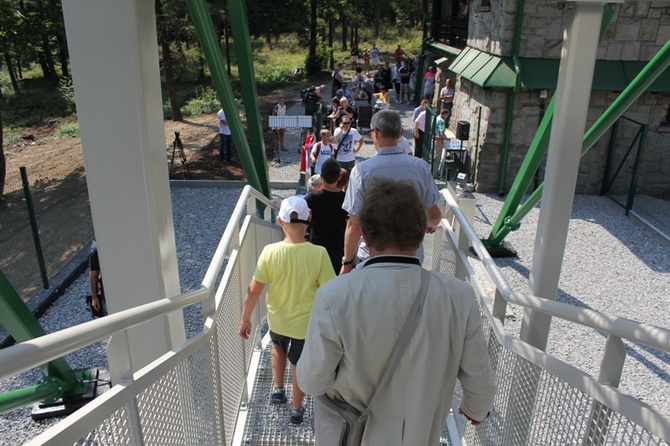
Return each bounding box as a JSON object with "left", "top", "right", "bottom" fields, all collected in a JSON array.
[{"left": 447, "top": 47, "right": 670, "bottom": 92}]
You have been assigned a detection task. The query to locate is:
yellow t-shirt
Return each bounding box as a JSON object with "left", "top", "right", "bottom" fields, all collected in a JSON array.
[{"left": 253, "top": 241, "right": 336, "bottom": 339}]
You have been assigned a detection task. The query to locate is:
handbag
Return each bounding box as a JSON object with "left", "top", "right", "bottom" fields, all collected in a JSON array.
[{"left": 314, "top": 269, "right": 431, "bottom": 446}]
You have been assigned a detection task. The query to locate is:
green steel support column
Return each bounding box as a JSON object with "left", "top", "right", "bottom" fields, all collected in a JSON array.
[
  {"left": 185, "top": 0, "right": 264, "bottom": 195},
  {"left": 227, "top": 0, "right": 270, "bottom": 198},
  {"left": 20, "top": 167, "right": 49, "bottom": 289},
  {"left": 497, "top": 0, "right": 525, "bottom": 195},
  {"left": 600, "top": 119, "right": 620, "bottom": 195},
  {"left": 0, "top": 270, "right": 79, "bottom": 386},
  {"left": 486, "top": 36, "right": 670, "bottom": 248},
  {"left": 486, "top": 98, "right": 555, "bottom": 247},
  {"left": 625, "top": 125, "right": 647, "bottom": 215}
]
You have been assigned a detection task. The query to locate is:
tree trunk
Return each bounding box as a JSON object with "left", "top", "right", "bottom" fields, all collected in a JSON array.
[
  {"left": 306, "top": 0, "right": 318, "bottom": 74},
  {"left": 56, "top": 32, "right": 69, "bottom": 78},
  {"left": 422, "top": 0, "right": 429, "bottom": 41},
  {"left": 4, "top": 54, "right": 21, "bottom": 95},
  {"left": 341, "top": 16, "right": 347, "bottom": 51},
  {"left": 37, "top": 0, "right": 58, "bottom": 84},
  {"left": 51, "top": 0, "right": 69, "bottom": 77},
  {"left": 162, "top": 39, "right": 183, "bottom": 122},
  {"left": 328, "top": 19, "right": 334, "bottom": 69},
  {"left": 0, "top": 99, "right": 6, "bottom": 199},
  {"left": 374, "top": 6, "right": 381, "bottom": 37},
  {"left": 155, "top": 0, "right": 182, "bottom": 122}
]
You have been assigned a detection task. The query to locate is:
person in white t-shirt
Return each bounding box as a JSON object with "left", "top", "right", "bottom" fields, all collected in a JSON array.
[
  {"left": 272, "top": 97, "right": 288, "bottom": 151},
  {"left": 331, "top": 118, "right": 363, "bottom": 173},
  {"left": 398, "top": 134, "right": 413, "bottom": 156},
  {"left": 310, "top": 129, "right": 335, "bottom": 175}
]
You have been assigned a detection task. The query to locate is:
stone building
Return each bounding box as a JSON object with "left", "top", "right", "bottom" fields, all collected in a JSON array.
[{"left": 426, "top": 0, "right": 670, "bottom": 196}]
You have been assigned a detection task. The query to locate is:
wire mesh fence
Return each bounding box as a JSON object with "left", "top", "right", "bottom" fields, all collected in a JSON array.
[{"left": 0, "top": 146, "right": 93, "bottom": 303}]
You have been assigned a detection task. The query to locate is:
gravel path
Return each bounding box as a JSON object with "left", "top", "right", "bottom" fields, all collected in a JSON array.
[{"left": 1, "top": 186, "right": 668, "bottom": 444}]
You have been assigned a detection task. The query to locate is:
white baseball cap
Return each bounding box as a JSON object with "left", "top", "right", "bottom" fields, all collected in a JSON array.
[{"left": 278, "top": 196, "right": 310, "bottom": 224}]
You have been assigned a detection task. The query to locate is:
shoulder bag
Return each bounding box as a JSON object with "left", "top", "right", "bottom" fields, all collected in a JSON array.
[{"left": 314, "top": 268, "right": 431, "bottom": 446}]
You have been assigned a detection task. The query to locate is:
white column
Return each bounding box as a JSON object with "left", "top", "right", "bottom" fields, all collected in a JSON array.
[
  {"left": 62, "top": 0, "right": 185, "bottom": 381},
  {"left": 521, "top": 1, "right": 609, "bottom": 351}
]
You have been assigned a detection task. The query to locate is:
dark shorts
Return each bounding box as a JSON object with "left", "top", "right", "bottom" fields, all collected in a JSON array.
[{"left": 269, "top": 331, "right": 305, "bottom": 365}]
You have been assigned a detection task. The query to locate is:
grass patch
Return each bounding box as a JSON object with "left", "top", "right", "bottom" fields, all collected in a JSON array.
[{"left": 54, "top": 122, "right": 80, "bottom": 138}]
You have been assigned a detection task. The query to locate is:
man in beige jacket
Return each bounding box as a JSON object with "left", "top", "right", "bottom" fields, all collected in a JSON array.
[{"left": 298, "top": 178, "right": 496, "bottom": 445}]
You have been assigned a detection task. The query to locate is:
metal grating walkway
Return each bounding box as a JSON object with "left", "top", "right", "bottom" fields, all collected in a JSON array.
[{"left": 241, "top": 341, "right": 454, "bottom": 445}]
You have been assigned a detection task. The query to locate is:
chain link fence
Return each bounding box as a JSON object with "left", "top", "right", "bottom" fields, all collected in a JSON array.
[{"left": 0, "top": 147, "right": 93, "bottom": 303}]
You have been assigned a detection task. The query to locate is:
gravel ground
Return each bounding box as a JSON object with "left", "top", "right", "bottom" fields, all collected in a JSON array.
[
  {"left": 1, "top": 186, "right": 668, "bottom": 444},
  {"left": 472, "top": 193, "right": 670, "bottom": 416}
]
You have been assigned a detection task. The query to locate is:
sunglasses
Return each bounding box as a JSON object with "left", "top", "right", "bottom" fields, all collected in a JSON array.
[{"left": 342, "top": 122, "right": 351, "bottom": 125}]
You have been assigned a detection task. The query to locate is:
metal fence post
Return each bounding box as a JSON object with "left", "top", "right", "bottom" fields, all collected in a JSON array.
[{"left": 19, "top": 167, "right": 48, "bottom": 290}]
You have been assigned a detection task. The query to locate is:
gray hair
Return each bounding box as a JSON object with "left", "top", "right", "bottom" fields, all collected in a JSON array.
[{"left": 369, "top": 109, "right": 403, "bottom": 140}]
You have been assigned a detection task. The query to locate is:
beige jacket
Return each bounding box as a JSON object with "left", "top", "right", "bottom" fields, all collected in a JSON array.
[{"left": 298, "top": 259, "right": 496, "bottom": 445}]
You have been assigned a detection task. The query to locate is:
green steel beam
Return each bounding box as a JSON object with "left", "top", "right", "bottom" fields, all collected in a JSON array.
[
  {"left": 0, "top": 270, "right": 76, "bottom": 383},
  {"left": 227, "top": 0, "right": 270, "bottom": 198},
  {"left": 0, "top": 378, "right": 62, "bottom": 414},
  {"left": 185, "top": 0, "right": 265, "bottom": 196},
  {"left": 486, "top": 35, "right": 670, "bottom": 248},
  {"left": 485, "top": 6, "right": 613, "bottom": 247},
  {"left": 486, "top": 98, "right": 555, "bottom": 247}
]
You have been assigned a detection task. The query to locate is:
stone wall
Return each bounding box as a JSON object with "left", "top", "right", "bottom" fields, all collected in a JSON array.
[
  {"left": 444, "top": 0, "right": 670, "bottom": 196},
  {"left": 451, "top": 78, "right": 670, "bottom": 196},
  {"left": 467, "top": 1, "right": 670, "bottom": 60}
]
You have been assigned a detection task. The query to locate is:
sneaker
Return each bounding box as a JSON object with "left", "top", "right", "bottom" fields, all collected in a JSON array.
[
  {"left": 290, "top": 405, "right": 305, "bottom": 424},
  {"left": 271, "top": 387, "right": 287, "bottom": 404}
]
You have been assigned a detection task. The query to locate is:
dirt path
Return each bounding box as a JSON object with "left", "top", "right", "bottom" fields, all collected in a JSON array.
[{"left": 1, "top": 81, "right": 313, "bottom": 301}]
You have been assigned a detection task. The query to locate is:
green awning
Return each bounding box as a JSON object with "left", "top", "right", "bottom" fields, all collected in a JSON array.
[{"left": 447, "top": 47, "right": 670, "bottom": 92}]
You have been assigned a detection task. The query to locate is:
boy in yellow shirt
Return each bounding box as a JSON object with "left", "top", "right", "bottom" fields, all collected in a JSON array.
[{"left": 238, "top": 196, "right": 335, "bottom": 424}]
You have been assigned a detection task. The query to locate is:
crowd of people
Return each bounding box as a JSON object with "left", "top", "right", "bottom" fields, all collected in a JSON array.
[{"left": 237, "top": 109, "right": 495, "bottom": 443}]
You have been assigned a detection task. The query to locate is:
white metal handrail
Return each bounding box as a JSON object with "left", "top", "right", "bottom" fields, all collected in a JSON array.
[
  {"left": 442, "top": 188, "right": 670, "bottom": 354},
  {"left": 0, "top": 185, "right": 277, "bottom": 386},
  {"left": 441, "top": 187, "right": 670, "bottom": 444}
]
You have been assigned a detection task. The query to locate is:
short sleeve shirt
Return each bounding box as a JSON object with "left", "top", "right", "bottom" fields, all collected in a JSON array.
[
  {"left": 343, "top": 147, "right": 441, "bottom": 260},
  {"left": 253, "top": 241, "right": 335, "bottom": 339},
  {"left": 311, "top": 142, "right": 334, "bottom": 174},
  {"left": 332, "top": 127, "right": 362, "bottom": 163},
  {"left": 217, "top": 109, "right": 231, "bottom": 135}
]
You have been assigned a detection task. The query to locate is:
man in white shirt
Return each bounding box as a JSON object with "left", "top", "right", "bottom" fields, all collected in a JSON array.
[{"left": 331, "top": 118, "right": 363, "bottom": 173}]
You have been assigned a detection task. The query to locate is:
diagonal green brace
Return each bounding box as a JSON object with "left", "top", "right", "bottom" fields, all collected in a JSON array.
[
  {"left": 485, "top": 6, "right": 619, "bottom": 249},
  {"left": 487, "top": 36, "right": 670, "bottom": 248},
  {"left": 185, "top": 0, "right": 267, "bottom": 197},
  {"left": 227, "top": 0, "right": 270, "bottom": 198},
  {"left": 0, "top": 270, "right": 88, "bottom": 411}
]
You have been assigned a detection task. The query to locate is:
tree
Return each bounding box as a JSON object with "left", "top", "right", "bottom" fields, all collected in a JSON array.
[{"left": 156, "top": 0, "right": 183, "bottom": 122}]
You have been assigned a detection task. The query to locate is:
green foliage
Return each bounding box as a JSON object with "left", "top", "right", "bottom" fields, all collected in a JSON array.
[
  {"left": 305, "top": 40, "right": 331, "bottom": 75},
  {"left": 3, "top": 77, "right": 76, "bottom": 127},
  {"left": 179, "top": 87, "right": 220, "bottom": 118},
  {"left": 54, "top": 122, "right": 79, "bottom": 138}
]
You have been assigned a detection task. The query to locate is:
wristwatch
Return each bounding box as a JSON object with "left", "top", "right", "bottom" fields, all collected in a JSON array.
[{"left": 342, "top": 257, "right": 354, "bottom": 266}]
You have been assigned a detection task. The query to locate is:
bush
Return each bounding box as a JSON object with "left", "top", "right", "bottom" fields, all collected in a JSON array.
[
  {"left": 55, "top": 122, "right": 80, "bottom": 138},
  {"left": 305, "top": 40, "right": 330, "bottom": 75},
  {"left": 180, "top": 86, "right": 220, "bottom": 117}
]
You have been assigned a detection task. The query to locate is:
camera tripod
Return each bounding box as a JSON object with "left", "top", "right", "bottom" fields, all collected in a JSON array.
[{"left": 169, "top": 131, "right": 191, "bottom": 179}]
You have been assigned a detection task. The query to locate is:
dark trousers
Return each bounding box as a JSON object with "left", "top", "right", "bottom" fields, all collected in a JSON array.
[
  {"left": 219, "top": 133, "right": 232, "bottom": 162},
  {"left": 414, "top": 130, "right": 424, "bottom": 159}
]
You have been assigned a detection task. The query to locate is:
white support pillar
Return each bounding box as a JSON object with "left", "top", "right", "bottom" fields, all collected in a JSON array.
[
  {"left": 61, "top": 0, "right": 185, "bottom": 382},
  {"left": 521, "top": 1, "right": 614, "bottom": 351}
]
